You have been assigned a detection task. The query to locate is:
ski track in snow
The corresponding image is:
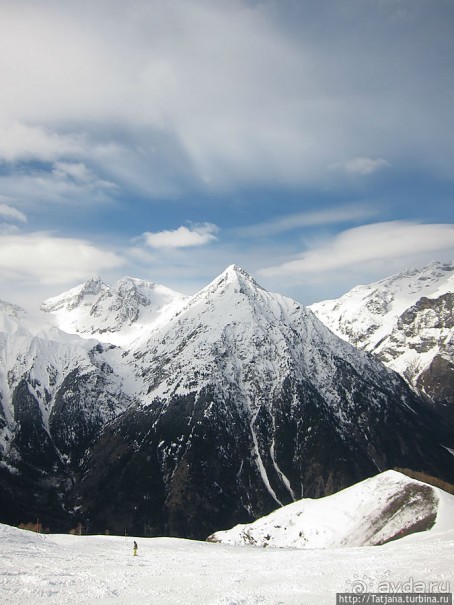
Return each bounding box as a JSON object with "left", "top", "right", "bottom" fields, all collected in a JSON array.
[{"left": 0, "top": 525, "right": 452, "bottom": 605}]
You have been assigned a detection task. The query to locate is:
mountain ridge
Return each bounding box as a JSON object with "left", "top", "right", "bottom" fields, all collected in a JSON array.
[{"left": 310, "top": 260, "right": 454, "bottom": 413}]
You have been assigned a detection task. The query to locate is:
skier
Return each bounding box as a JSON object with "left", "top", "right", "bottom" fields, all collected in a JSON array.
[{"left": 133, "top": 541, "right": 138, "bottom": 556}]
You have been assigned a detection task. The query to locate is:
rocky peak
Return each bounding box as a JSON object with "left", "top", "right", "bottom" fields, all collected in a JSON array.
[
  {"left": 40, "top": 275, "right": 188, "bottom": 345},
  {"left": 41, "top": 277, "right": 108, "bottom": 313},
  {"left": 0, "top": 299, "right": 27, "bottom": 321},
  {"left": 194, "top": 264, "right": 265, "bottom": 302},
  {"left": 100, "top": 277, "right": 154, "bottom": 323}
]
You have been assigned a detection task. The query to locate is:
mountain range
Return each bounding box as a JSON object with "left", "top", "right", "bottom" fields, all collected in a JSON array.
[{"left": 0, "top": 263, "right": 452, "bottom": 539}]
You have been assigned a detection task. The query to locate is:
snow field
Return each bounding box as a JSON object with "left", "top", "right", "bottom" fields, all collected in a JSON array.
[{"left": 0, "top": 522, "right": 452, "bottom": 605}]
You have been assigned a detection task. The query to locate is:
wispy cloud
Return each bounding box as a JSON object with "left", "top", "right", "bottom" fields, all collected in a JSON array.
[
  {"left": 0, "top": 163, "right": 118, "bottom": 210},
  {"left": 0, "top": 1, "right": 452, "bottom": 310},
  {"left": 259, "top": 222, "right": 454, "bottom": 278},
  {"left": 0, "top": 203, "right": 27, "bottom": 223},
  {"left": 52, "top": 161, "right": 117, "bottom": 190},
  {"left": 335, "top": 157, "right": 390, "bottom": 176},
  {"left": 142, "top": 223, "right": 218, "bottom": 249},
  {"left": 237, "top": 204, "right": 380, "bottom": 238},
  {"left": 0, "top": 120, "right": 84, "bottom": 163}
]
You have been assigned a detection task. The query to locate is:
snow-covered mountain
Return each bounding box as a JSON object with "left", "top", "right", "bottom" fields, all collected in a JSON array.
[
  {"left": 0, "top": 298, "right": 134, "bottom": 528},
  {"left": 208, "top": 470, "right": 454, "bottom": 548},
  {"left": 0, "top": 300, "right": 131, "bottom": 458},
  {"left": 1, "top": 266, "right": 453, "bottom": 539},
  {"left": 310, "top": 261, "right": 454, "bottom": 411},
  {"left": 41, "top": 276, "right": 188, "bottom": 346},
  {"left": 75, "top": 266, "right": 453, "bottom": 538}
]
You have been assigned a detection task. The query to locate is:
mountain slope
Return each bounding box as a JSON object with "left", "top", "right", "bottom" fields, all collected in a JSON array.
[
  {"left": 74, "top": 266, "right": 454, "bottom": 539},
  {"left": 208, "top": 470, "right": 454, "bottom": 548},
  {"left": 309, "top": 261, "right": 454, "bottom": 412}
]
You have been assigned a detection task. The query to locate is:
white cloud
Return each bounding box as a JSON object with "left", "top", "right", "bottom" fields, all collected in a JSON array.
[
  {"left": 338, "top": 157, "right": 390, "bottom": 176},
  {"left": 259, "top": 222, "right": 454, "bottom": 278},
  {"left": 142, "top": 224, "right": 218, "bottom": 249},
  {"left": 0, "top": 120, "right": 84, "bottom": 163},
  {"left": 0, "top": 203, "right": 27, "bottom": 223},
  {"left": 0, "top": 234, "right": 124, "bottom": 285},
  {"left": 0, "top": 164, "right": 118, "bottom": 210},
  {"left": 53, "top": 162, "right": 95, "bottom": 183},
  {"left": 52, "top": 161, "right": 116, "bottom": 190},
  {"left": 237, "top": 204, "right": 380, "bottom": 238}
]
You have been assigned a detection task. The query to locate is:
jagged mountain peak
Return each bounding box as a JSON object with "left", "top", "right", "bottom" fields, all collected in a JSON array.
[
  {"left": 310, "top": 260, "right": 454, "bottom": 346},
  {"left": 109, "top": 276, "right": 174, "bottom": 306},
  {"left": 132, "top": 261, "right": 401, "bottom": 417},
  {"left": 163, "top": 264, "right": 299, "bottom": 337},
  {"left": 41, "top": 276, "right": 109, "bottom": 313},
  {"left": 40, "top": 275, "right": 188, "bottom": 345},
  {"left": 0, "top": 299, "right": 27, "bottom": 321},
  {"left": 223, "top": 263, "right": 258, "bottom": 281},
  {"left": 381, "top": 259, "right": 454, "bottom": 286},
  {"left": 206, "top": 264, "right": 264, "bottom": 293},
  {"left": 184, "top": 265, "right": 267, "bottom": 312},
  {"left": 113, "top": 275, "right": 157, "bottom": 291}
]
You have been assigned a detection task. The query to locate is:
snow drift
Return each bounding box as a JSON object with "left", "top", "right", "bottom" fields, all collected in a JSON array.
[{"left": 208, "top": 470, "right": 454, "bottom": 549}]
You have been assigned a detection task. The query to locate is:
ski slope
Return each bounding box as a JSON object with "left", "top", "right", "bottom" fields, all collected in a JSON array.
[
  {"left": 0, "top": 522, "right": 452, "bottom": 605},
  {"left": 1, "top": 471, "right": 453, "bottom": 604}
]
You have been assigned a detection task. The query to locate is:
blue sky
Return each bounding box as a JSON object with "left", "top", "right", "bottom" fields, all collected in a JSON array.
[{"left": 0, "top": 0, "right": 453, "bottom": 310}]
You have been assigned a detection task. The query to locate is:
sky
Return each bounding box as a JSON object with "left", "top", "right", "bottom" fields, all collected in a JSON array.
[{"left": 0, "top": 0, "right": 453, "bottom": 310}]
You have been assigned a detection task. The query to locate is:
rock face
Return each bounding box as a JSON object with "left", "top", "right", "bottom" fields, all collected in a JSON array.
[
  {"left": 0, "top": 266, "right": 453, "bottom": 538},
  {"left": 310, "top": 262, "right": 454, "bottom": 418},
  {"left": 208, "top": 470, "right": 448, "bottom": 549}
]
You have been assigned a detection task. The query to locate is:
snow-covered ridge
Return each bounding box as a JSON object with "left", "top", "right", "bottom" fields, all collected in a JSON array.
[
  {"left": 0, "top": 295, "right": 131, "bottom": 460},
  {"left": 309, "top": 261, "right": 454, "bottom": 393},
  {"left": 0, "top": 299, "right": 27, "bottom": 322},
  {"left": 310, "top": 261, "right": 453, "bottom": 349},
  {"left": 208, "top": 470, "right": 454, "bottom": 549},
  {"left": 41, "top": 275, "right": 189, "bottom": 346}
]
